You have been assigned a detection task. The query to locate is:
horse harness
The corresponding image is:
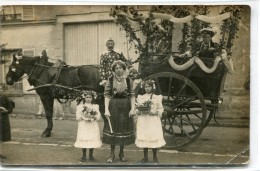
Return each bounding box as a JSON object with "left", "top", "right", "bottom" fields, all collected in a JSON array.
[
  {"left": 28, "top": 56, "right": 48, "bottom": 85},
  {"left": 28, "top": 56, "right": 66, "bottom": 86}
]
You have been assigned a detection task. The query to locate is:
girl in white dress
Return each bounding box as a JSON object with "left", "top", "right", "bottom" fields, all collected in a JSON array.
[
  {"left": 74, "top": 91, "right": 102, "bottom": 162},
  {"left": 135, "top": 80, "right": 166, "bottom": 164}
]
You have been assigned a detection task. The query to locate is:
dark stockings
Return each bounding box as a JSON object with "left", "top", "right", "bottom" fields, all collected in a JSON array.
[
  {"left": 81, "top": 148, "right": 94, "bottom": 162},
  {"left": 107, "top": 145, "right": 126, "bottom": 163},
  {"left": 140, "top": 148, "right": 158, "bottom": 164},
  {"left": 139, "top": 148, "right": 148, "bottom": 163},
  {"left": 89, "top": 148, "right": 94, "bottom": 160},
  {"left": 119, "top": 145, "right": 127, "bottom": 162},
  {"left": 144, "top": 148, "right": 148, "bottom": 158},
  {"left": 107, "top": 145, "right": 115, "bottom": 163},
  {"left": 119, "top": 145, "right": 124, "bottom": 155},
  {"left": 80, "top": 148, "right": 87, "bottom": 162},
  {"left": 82, "top": 148, "right": 87, "bottom": 158},
  {"left": 110, "top": 145, "right": 115, "bottom": 157},
  {"left": 152, "top": 148, "right": 158, "bottom": 163}
]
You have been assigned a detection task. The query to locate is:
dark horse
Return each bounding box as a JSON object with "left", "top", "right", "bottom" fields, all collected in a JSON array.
[{"left": 6, "top": 54, "right": 104, "bottom": 137}]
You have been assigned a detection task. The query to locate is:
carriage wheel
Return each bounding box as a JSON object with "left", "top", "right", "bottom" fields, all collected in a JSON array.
[
  {"left": 142, "top": 72, "right": 207, "bottom": 149},
  {"left": 204, "top": 99, "right": 219, "bottom": 127}
]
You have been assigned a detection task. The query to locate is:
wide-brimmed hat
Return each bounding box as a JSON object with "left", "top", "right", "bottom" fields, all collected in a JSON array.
[{"left": 200, "top": 28, "right": 216, "bottom": 37}]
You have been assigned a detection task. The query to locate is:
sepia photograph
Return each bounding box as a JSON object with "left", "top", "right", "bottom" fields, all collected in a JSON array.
[{"left": 0, "top": 4, "right": 252, "bottom": 169}]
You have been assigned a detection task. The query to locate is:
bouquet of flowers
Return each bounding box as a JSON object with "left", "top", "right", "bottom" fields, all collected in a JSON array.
[
  {"left": 136, "top": 100, "right": 151, "bottom": 112},
  {"left": 81, "top": 105, "right": 97, "bottom": 121}
]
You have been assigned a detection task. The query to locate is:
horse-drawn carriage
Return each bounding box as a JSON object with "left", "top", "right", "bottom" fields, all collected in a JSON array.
[
  {"left": 5, "top": 5, "right": 243, "bottom": 149},
  {"left": 5, "top": 48, "right": 229, "bottom": 150}
]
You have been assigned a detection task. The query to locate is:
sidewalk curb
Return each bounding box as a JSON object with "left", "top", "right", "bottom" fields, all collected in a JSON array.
[{"left": 10, "top": 113, "right": 249, "bottom": 128}]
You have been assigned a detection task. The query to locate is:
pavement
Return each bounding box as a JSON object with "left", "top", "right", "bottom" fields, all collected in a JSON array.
[{"left": 0, "top": 116, "right": 250, "bottom": 168}]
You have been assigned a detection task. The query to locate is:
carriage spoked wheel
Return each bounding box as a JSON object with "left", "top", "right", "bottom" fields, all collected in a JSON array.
[
  {"left": 204, "top": 99, "right": 219, "bottom": 127},
  {"left": 141, "top": 72, "right": 207, "bottom": 149}
]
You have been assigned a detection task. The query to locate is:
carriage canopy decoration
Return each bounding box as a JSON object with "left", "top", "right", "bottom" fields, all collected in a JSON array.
[{"left": 110, "top": 6, "right": 244, "bottom": 74}]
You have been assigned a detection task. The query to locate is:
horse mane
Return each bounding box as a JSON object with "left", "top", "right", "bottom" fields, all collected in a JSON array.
[{"left": 20, "top": 55, "right": 53, "bottom": 66}]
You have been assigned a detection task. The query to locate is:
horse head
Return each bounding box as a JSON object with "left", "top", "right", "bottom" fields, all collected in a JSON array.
[{"left": 6, "top": 54, "right": 26, "bottom": 85}]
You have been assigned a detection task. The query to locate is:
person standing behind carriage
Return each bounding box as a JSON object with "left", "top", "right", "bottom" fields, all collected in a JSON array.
[
  {"left": 99, "top": 38, "right": 129, "bottom": 86},
  {"left": 135, "top": 80, "right": 165, "bottom": 164},
  {"left": 103, "top": 60, "right": 136, "bottom": 163}
]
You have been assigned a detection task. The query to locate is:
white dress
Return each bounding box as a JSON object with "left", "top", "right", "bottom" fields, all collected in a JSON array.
[
  {"left": 135, "top": 94, "right": 166, "bottom": 148},
  {"left": 74, "top": 103, "right": 102, "bottom": 148}
]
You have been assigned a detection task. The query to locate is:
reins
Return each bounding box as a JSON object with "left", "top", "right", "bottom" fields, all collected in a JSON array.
[{"left": 17, "top": 75, "right": 29, "bottom": 81}]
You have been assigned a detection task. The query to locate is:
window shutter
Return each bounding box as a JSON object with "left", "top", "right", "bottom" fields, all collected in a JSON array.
[
  {"left": 22, "top": 6, "right": 34, "bottom": 21},
  {"left": 23, "top": 49, "right": 35, "bottom": 56}
]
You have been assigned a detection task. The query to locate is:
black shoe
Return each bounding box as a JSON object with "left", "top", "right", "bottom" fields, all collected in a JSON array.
[
  {"left": 153, "top": 156, "right": 159, "bottom": 164},
  {"left": 80, "top": 156, "right": 87, "bottom": 162},
  {"left": 107, "top": 154, "right": 115, "bottom": 163},
  {"left": 119, "top": 153, "right": 127, "bottom": 162},
  {"left": 139, "top": 157, "right": 148, "bottom": 164},
  {"left": 89, "top": 156, "right": 95, "bottom": 161}
]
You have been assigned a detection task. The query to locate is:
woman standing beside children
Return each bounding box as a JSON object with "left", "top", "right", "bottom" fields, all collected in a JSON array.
[
  {"left": 135, "top": 80, "right": 166, "bottom": 164},
  {"left": 74, "top": 91, "right": 102, "bottom": 162}
]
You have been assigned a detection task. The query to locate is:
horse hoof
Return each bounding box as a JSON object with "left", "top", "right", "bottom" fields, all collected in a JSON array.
[{"left": 41, "top": 132, "right": 51, "bottom": 137}]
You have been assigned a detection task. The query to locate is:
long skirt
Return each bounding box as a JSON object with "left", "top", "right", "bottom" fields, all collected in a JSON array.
[
  {"left": 102, "top": 98, "right": 135, "bottom": 145},
  {"left": 74, "top": 121, "right": 102, "bottom": 148},
  {"left": 135, "top": 114, "right": 165, "bottom": 148},
  {"left": 0, "top": 113, "right": 11, "bottom": 142}
]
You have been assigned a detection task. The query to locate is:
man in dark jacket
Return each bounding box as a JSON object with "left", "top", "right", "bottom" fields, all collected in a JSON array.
[{"left": 0, "top": 85, "right": 15, "bottom": 159}]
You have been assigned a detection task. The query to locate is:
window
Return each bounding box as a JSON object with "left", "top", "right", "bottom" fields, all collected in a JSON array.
[
  {"left": 23, "top": 49, "right": 35, "bottom": 56},
  {"left": 1, "top": 49, "right": 23, "bottom": 95},
  {"left": 22, "top": 6, "right": 35, "bottom": 21},
  {"left": 0, "top": 5, "right": 22, "bottom": 22}
]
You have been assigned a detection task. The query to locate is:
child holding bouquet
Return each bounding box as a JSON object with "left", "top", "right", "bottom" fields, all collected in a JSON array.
[
  {"left": 135, "top": 80, "right": 166, "bottom": 164},
  {"left": 74, "top": 91, "right": 102, "bottom": 162}
]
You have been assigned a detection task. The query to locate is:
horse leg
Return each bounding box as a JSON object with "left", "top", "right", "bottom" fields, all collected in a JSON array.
[{"left": 40, "top": 95, "right": 54, "bottom": 137}]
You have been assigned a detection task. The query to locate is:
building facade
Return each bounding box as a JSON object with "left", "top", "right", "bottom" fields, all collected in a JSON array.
[{"left": 0, "top": 5, "right": 250, "bottom": 115}]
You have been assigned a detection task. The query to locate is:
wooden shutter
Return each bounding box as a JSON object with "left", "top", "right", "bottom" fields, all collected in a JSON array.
[
  {"left": 23, "top": 49, "right": 35, "bottom": 56},
  {"left": 22, "top": 5, "right": 34, "bottom": 21}
]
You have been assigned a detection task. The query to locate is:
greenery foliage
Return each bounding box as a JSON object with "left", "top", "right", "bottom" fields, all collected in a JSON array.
[{"left": 110, "top": 5, "right": 245, "bottom": 63}]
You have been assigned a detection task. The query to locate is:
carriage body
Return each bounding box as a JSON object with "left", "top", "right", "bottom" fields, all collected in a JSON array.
[
  {"left": 141, "top": 56, "right": 226, "bottom": 99},
  {"left": 138, "top": 55, "right": 227, "bottom": 149}
]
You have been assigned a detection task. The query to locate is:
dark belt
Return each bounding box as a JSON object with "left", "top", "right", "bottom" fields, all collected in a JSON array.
[{"left": 112, "top": 93, "right": 129, "bottom": 98}]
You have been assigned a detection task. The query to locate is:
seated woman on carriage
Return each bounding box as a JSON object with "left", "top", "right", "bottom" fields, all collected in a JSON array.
[
  {"left": 177, "top": 27, "right": 221, "bottom": 59},
  {"left": 194, "top": 28, "right": 221, "bottom": 59}
]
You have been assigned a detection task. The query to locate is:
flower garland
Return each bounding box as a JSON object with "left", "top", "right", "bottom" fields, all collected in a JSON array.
[
  {"left": 167, "top": 49, "right": 234, "bottom": 74},
  {"left": 110, "top": 6, "right": 244, "bottom": 65},
  {"left": 219, "top": 6, "right": 245, "bottom": 55},
  {"left": 168, "top": 56, "right": 221, "bottom": 73}
]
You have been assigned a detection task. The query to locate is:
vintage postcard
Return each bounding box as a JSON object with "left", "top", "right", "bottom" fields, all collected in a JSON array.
[{"left": 0, "top": 4, "right": 251, "bottom": 169}]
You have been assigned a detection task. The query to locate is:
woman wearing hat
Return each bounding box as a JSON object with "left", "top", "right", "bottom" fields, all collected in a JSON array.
[
  {"left": 102, "top": 60, "right": 135, "bottom": 163},
  {"left": 196, "top": 28, "right": 221, "bottom": 58}
]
